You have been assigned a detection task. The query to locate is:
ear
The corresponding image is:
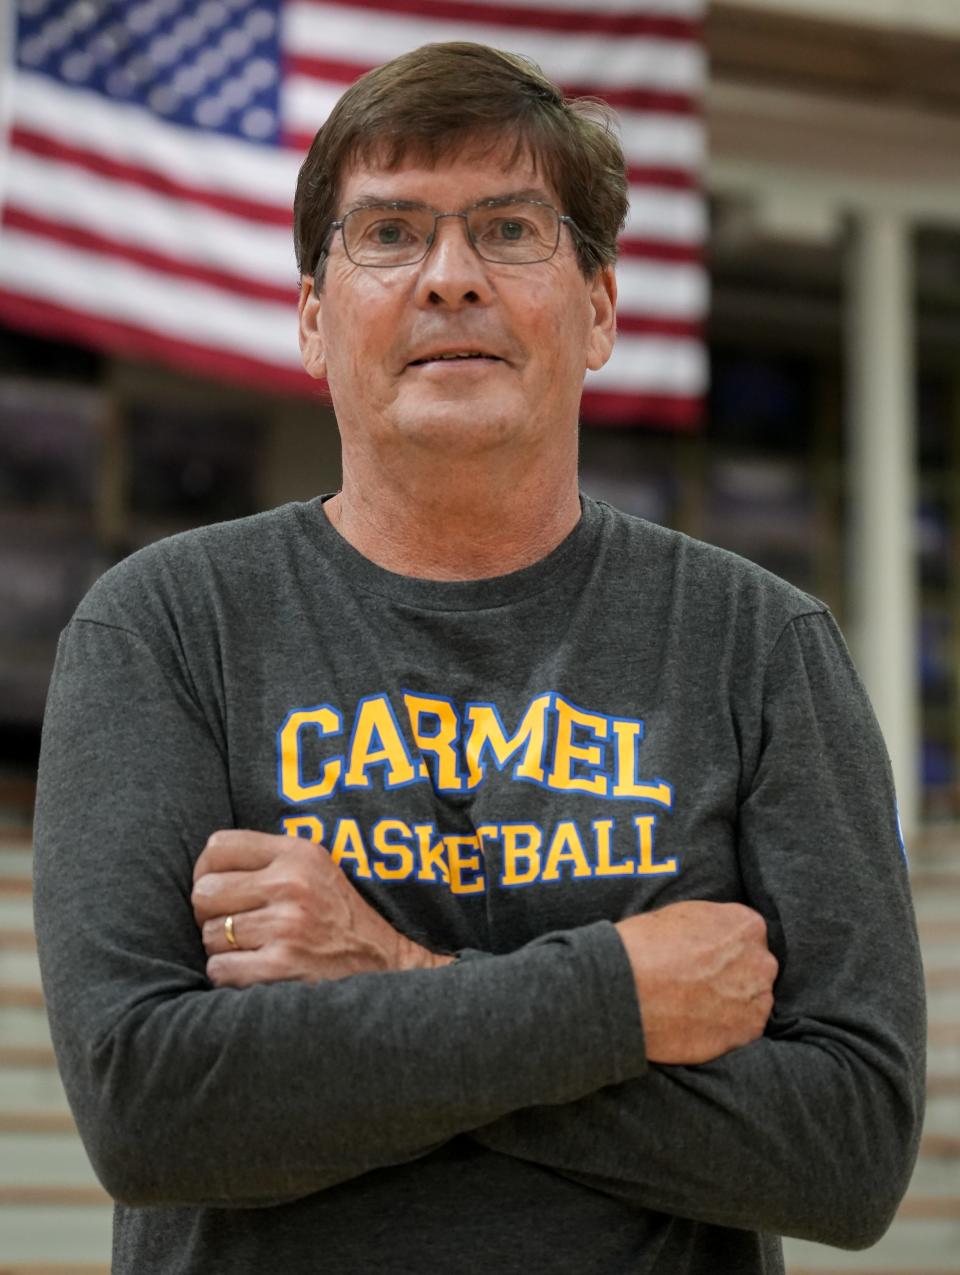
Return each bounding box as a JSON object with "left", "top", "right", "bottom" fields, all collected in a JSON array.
[
  {"left": 585, "top": 265, "right": 617, "bottom": 373},
  {"left": 298, "top": 275, "right": 326, "bottom": 380}
]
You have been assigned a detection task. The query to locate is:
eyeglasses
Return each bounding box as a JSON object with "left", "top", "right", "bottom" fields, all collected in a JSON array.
[{"left": 326, "top": 199, "right": 578, "bottom": 268}]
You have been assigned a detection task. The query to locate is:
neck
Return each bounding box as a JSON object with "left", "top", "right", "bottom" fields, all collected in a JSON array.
[{"left": 323, "top": 442, "right": 582, "bottom": 580}]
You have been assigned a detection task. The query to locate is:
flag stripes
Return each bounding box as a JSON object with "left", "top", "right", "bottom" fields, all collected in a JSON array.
[{"left": 0, "top": 0, "right": 707, "bottom": 426}]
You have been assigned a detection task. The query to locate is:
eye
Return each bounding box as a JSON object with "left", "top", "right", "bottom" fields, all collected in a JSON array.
[
  {"left": 470, "top": 207, "right": 549, "bottom": 246},
  {"left": 479, "top": 217, "right": 532, "bottom": 242},
  {"left": 364, "top": 219, "right": 416, "bottom": 245},
  {"left": 497, "top": 220, "right": 527, "bottom": 241}
]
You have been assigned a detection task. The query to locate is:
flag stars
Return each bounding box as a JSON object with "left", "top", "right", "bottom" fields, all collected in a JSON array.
[
  {"left": 172, "top": 63, "right": 208, "bottom": 96},
  {"left": 219, "top": 77, "right": 253, "bottom": 109},
  {"left": 19, "top": 37, "right": 48, "bottom": 67},
  {"left": 17, "top": 0, "right": 281, "bottom": 144},
  {"left": 126, "top": 2, "right": 164, "bottom": 36},
  {"left": 192, "top": 69, "right": 255, "bottom": 125},
  {"left": 124, "top": 53, "right": 156, "bottom": 86},
  {"left": 219, "top": 28, "right": 253, "bottom": 60},
  {"left": 61, "top": 50, "right": 95, "bottom": 82},
  {"left": 67, "top": 1, "right": 101, "bottom": 31},
  {"left": 244, "top": 10, "right": 276, "bottom": 40},
  {"left": 37, "top": 17, "right": 73, "bottom": 50},
  {"left": 148, "top": 84, "right": 181, "bottom": 115},
  {"left": 197, "top": 48, "right": 228, "bottom": 78},
  {"left": 148, "top": 35, "right": 182, "bottom": 67},
  {"left": 243, "top": 58, "right": 276, "bottom": 90},
  {"left": 194, "top": 97, "right": 228, "bottom": 128},
  {"left": 89, "top": 27, "right": 128, "bottom": 63},
  {"left": 105, "top": 67, "right": 135, "bottom": 98},
  {"left": 196, "top": 1, "right": 230, "bottom": 31},
  {"left": 241, "top": 106, "right": 275, "bottom": 139},
  {"left": 171, "top": 16, "right": 204, "bottom": 48}
]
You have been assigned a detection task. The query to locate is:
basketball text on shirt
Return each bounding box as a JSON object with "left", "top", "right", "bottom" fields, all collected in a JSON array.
[{"left": 276, "top": 690, "right": 679, "bottom": 892}]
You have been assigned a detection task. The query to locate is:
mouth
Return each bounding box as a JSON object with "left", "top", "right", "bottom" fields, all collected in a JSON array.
[{"left": 406, "top": 351, "right": 504, "bottom": 369}]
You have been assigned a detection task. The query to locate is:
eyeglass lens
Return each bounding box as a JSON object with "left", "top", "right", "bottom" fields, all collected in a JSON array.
[{"left": 342, "top": 202, "right": 561, "bottom": 266}]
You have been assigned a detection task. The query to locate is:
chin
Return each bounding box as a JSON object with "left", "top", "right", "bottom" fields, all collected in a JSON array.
[{"left": 397, "top": 401, "right": 521, "bottom": 451}]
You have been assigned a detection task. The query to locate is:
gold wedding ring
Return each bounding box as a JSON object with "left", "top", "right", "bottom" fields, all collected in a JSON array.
[{"left": 224, "top": 914, "right": 238, "bottom": 948}]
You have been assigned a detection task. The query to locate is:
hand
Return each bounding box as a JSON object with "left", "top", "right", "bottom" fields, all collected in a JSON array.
[
  {"left": 615, "top": 901, "right": 778, "bottom": 1065},
  {"left": 191, "top": 830, "right": 454, "bottom": 988}
]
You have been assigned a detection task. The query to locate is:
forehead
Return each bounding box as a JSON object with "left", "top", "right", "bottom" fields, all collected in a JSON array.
[{"left": 337, "top": 139, "right": 557, "bottom": 212}]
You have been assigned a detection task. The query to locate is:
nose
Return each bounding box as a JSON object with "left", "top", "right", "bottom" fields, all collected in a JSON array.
[{"left": 413, "top": 213, "right": 494, "bottom": 310}]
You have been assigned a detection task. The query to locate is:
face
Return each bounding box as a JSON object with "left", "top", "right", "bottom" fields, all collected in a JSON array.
[{"left": 298, "top": 141, "right": 617, "bottom": 462}]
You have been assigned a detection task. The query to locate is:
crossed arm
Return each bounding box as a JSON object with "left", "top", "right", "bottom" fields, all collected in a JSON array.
[
  {"left": 189, "top": 822, "right": 921, "bottom": 1247},
  {"left": 33, "top": 614, "right": 926, "bottom": 1246},
  {"left": 191, "top": 828, "right": 777, "bottom": 1069}
]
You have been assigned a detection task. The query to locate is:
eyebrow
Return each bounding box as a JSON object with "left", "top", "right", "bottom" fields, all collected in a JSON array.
[{"left": 341, "top": 188, "right": 554, "bottom": 216}]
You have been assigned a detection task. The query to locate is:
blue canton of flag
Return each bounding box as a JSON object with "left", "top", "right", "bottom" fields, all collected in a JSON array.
[{"left": 16, "top": 0, "right": 283, "bottom": 144}]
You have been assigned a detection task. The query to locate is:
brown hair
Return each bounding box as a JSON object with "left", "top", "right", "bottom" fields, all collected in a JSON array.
[{"left": 293, "top": 42, "right": 628, "bottom": 289}]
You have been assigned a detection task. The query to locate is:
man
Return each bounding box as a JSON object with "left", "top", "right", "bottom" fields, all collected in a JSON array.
[{"left": 34, "top": 42, "right": 924, "bottom": 1275}]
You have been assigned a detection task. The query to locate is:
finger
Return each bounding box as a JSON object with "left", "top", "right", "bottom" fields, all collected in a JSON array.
[
  {"left": 193, "top": 830, "right": 293, "bottom": 883},
  {"left": 206, "top": 948, "right": 302, "bottom": 990},
  {"left": 738, "top": 905, "right": 770, "bottom": 943},
  {"left": 207, "top": 950, "right": 273, "bottom": 988},
  {"left": 201, "top": 909, "right": 271, "bottom": 955},
  {"left": 191, "top": 869, "right": 271, "bottom": 922}
]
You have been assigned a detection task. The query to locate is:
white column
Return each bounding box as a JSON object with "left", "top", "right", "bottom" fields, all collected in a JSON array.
[{"left": 845, "top": 208, "right": 919, "bottom": 840}]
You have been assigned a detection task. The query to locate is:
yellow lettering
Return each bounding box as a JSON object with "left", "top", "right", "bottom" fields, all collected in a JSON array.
[
  {"left": 281, "top": 816, "right": 325, "bottom": 842},
  {"left": 547, "top": 696, "right": 609, "bottom": 795},
  {"left": 464, "top": 695, "right": 551, "bottom": 788},
  {"left": 279, "top": 706, "right": 342, "bottom": 802},
  {"left": 445, "top": 835, "right": 486, "bottom": 895},
  {"left": 499, "top": 824, "right": 542, "bottom": 885},
  {"left": 611, "top": 720, "right": 672, "bottom": 804},
  {"left": 404, "top": 694, "right": 462, "bottom": 791},
  {"left": 344, "top": 695, "right": 417, "bottom": 790},
  {"left": 542, "top": 821, "right": 592, "bottom": 882},
  {"left": 371, "top": 819, "right": 415, "bottom": 881},
  {"left": 329, "top": 818, "right": 372, "bottom": 879},
  {"left": 413, "top": 824, "right": 450, "bottom": 883},
  {"left": 593, "top": 819, "right": 635, "bottom": 876},
  {"left": 634, "top": 815, "right": 678, "bottom": 875}
]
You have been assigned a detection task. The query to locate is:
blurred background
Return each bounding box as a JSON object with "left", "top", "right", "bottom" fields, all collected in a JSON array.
[{"left": 0, "top": 1, "right": 959, "bottom": 1271}]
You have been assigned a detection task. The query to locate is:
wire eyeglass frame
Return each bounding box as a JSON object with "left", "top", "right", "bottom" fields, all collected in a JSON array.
[{"left": 323, "top": 198, "right": 579, "bottom": 270}]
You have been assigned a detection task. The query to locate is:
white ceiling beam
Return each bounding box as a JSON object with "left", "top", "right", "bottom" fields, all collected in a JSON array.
[
  {"left": 724, "top": 0, "right": 960, "bottom": 39},
  {"left": 706, "top": 79, "right": 960, "bottom": 227}
]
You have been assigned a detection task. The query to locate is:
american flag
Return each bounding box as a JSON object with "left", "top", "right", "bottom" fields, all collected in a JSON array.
[{"left": 0, "top": 0, "right": 707, "bottom": 427}]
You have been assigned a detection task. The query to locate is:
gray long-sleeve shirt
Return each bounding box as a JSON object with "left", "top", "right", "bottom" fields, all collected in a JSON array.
[{"left": 33, "top": 494, "right": 926, "bottom": 1273}]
